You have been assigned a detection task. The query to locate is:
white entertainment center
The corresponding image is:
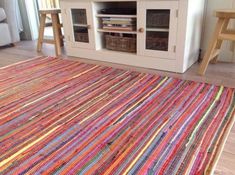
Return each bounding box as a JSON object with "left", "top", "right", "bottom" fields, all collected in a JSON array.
[{"left": 60, "top": 0, "right": 205, "bottom": 73}]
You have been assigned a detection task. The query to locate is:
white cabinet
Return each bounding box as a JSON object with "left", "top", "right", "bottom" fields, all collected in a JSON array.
[
  {"left": 137, "top": 1, "right": 178, "bottom": 59},
  {"left": 60, "top": 0, "right": 206, "bottom": 73}
]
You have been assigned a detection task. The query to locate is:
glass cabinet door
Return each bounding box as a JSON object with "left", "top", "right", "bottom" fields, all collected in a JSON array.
[
  {"left": 138, "top": 1, "right": 178, "bottom": 59},
  {"left": 146, "top": 10, "right": 170, "bottom": 51},
  {"left": 71, "top": 9, "right": 89, "bottom": 43},
  {"left": 66, "top": 2, "right": 95, "bottom": 49}
]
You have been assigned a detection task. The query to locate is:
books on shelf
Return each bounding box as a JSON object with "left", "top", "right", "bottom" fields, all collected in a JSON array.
[
  {"left": 101, "top": 17, "right": 136, "bottom": 31},
  {"left": 103, "top": 25, "right": 136, "bottom": 31},
  {"left": 102, "top": 17, "right": 134, "bottom": 21},
  {"left": 103, "top": 20, "right": 136, "bottom": 25}
]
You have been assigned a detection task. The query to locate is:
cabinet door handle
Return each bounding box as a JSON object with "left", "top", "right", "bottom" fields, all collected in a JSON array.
[{"left": 138, "top": 28, "right": 144, "bottom": 33}]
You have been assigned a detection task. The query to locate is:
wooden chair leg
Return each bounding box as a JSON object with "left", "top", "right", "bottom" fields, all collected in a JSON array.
[
  {"left": 210, "top": 40, "right": 223, "bottom": 64},
  {"left": 37, "top": 14, "right": 46, "bottom": 52},
  {"left": 198, "top": 18, "right": 226, "bottom": 75},
  {"left": 56, "top": 14, "right": 64, "bottom": 47},
  {"left": 51, "top": 14, "right": 62, "bottom": 56},
  {"left": 211, "top": 19, "right": 230, "bottom": 64}
]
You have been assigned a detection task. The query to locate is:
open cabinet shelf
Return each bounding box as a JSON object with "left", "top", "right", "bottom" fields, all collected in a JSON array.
[{"left": 96, "top": 14, "right": 137, "bottom": 18}]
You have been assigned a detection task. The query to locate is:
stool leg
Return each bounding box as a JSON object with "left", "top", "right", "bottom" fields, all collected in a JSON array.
[
  {"left": 211, "top": 18, "right": 230, "bottom": 63},
  {"left": 198, "top": 18, "right": 226, "bottom": 75},
  {"left": 52, "top": 14, "right": 62, "bottom": 56},
  {"left": 56, "top": 14, "right": 64, "bottom": 47},
  {"left": 37, "top": 14, "right": 46, "bottom": 52}
]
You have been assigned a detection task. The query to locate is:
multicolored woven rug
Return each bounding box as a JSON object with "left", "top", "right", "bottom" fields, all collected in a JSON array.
[{"left": 0, "top": 56, "right": 234, "bottom": 175}]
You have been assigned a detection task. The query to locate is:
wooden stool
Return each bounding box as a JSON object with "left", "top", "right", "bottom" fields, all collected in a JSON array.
[
  {"left": 198, "top": 10, "right": 235, "bottom": 75},
  {"left": 37, "top": 9, "right": 63, "bottom": 56}
]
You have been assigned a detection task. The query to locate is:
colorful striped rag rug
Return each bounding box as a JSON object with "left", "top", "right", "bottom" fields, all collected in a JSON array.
[{"left": 0, "top": 56, "right": 234, "bottom": 175}]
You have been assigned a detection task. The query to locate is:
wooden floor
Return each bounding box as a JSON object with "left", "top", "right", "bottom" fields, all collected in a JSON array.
[{"left": 0, "top": 41, "right": 234, "bottom": 174}]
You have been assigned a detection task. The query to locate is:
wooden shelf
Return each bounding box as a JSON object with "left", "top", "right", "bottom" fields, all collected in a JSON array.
[
  {"left": 146, "top": 28, "right": 169, "bottom": 32},
  {"left": 96, "top": 14, "right": 137, "bottom": 18},
  {"left": 97, "top": 29, "right": 137, "bottom": 34}
]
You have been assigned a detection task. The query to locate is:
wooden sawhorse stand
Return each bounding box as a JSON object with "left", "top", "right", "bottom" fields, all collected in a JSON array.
[
  {"left": 37, "top": 9, "right": 63, "bottom": 56},
  {"left": 198, "top": 10, "right": 235, "bottom": 75}
]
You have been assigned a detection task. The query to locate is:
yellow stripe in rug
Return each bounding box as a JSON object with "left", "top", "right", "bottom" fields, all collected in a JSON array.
[
  {"left": 122, "top": 119, "right": 169, "bottom": 175},
  {"left": 78, "top": 74, "right": 149, "bottom": 124},
  {"left": 112, "top": 77, "right": 168, "bottom": 125},
  {"left": 71, "top": 65, "right": 99, "bottom": 79},
  {"left": 0, "top": 126, "right": 59, "bottom": 170}
]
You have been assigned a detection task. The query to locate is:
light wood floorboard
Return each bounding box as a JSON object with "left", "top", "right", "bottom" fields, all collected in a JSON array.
[{"left": 0, "top": 41, "right": 234, "bottom": 174}]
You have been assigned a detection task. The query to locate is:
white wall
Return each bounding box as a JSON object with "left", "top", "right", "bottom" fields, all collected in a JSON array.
[{"left": 202, "top": 0, "right": 235, "bottom": 62}]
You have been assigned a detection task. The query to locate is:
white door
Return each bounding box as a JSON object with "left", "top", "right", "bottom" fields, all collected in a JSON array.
[
  {"left": 65, "top": 2, "right": 95, "bottom": 49},
  {"left": 137, "top": 1, "right": 179, "bottom": 59}
]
